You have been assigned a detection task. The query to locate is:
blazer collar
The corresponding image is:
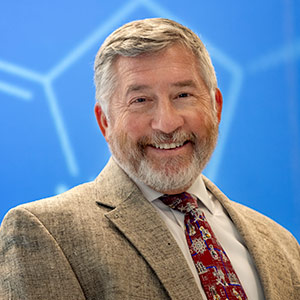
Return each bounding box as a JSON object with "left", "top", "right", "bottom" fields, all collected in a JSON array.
[
  {"left": 94, "top": 158, "right": 135, "bottom": 208},
  {"left": 95, "top": 158, "right": 204, "bottom": 300}
]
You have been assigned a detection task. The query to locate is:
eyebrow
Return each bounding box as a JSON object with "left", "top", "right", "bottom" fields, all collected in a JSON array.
[
  {"left": 171, "top": 80, "right": 197, "bottom": 88},
  {"left": 126, "top": 84, "right": 151, "bottom": 97},
  {"left": 126, "top": 80, "right": 197, "bottom": 96}
]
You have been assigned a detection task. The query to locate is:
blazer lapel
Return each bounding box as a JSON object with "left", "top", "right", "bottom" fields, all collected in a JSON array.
[
  {"left": 203, "top": 176, "right": 295, "bottom": 300},
  {"left": 96, "top": 159, "right": 203, "bottom": 300}
]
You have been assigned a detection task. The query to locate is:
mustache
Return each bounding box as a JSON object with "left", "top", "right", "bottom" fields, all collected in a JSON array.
[{"left": 137, "top": 130, "right": 197, "bottom": 147}]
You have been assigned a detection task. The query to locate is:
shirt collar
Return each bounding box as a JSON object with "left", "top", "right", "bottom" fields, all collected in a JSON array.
[{"left": 133, "top": 174, "right": 215, "bottom": 214}]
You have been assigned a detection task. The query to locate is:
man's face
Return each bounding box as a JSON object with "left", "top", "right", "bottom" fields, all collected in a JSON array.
[{"left": 96, "top": 44, "right": 222, "bottom": 194}]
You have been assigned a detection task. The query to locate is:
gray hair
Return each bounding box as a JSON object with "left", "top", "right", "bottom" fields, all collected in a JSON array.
[{"left": 94, "top": 18, "right": 217, "bottom": 117}]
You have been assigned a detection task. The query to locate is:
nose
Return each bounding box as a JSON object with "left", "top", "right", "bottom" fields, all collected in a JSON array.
[{"left": 151, "top": 99, "right": 184, "bottom": 134}]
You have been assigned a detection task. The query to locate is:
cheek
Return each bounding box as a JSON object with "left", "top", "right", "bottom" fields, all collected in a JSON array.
[
  {"left": 188, "top": 110, "right": 216, "bottom": 135},
  {"left": 123, "top": 115, "right": 150, "bottom": 139}
]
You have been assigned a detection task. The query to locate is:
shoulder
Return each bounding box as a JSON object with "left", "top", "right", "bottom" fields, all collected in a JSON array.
[
  {"left": 1, "top": 158, "right": 138, "bottom": 242},
  {"left": 2, "top": 159, "right": 125, "bottom": 226},
  {"left": 202, "top": 175, "right": 299, "bottom": 250},
  {"left": 0, "top": 180, "right": 105, "bottom": 245},
  {"left": 5, "top": 179, "right": 99, "bottom": 224},
  {"left": 229, "top": 199, "right": 298, "bottom": 246}
]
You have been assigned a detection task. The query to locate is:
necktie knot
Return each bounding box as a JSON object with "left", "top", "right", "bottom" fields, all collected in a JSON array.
[{"left": 159, "top": 192, "right": 198, "bottom": 214}]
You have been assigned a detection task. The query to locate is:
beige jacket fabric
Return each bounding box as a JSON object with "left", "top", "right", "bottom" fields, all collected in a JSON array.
[{"left": 1, "top": 158, "right": 299, "bottom": 300}]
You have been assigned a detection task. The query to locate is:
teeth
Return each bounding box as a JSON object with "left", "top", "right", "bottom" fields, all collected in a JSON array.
[{"left": 153, "top": 142, "right": 184, "bottom": 150}]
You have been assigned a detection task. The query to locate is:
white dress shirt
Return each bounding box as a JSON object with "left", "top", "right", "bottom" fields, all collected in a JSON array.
[{"left": 134, "top": 175, "right": 265, "bottom": 300}]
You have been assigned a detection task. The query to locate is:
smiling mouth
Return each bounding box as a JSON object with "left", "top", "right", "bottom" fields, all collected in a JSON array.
[{"left": 150, "top": 141, "right": 189, "bottom": 150}]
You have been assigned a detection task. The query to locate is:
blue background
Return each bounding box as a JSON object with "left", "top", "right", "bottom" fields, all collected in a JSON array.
[{"left": 1, "top": 0, "right": 299, "bottom": 241}]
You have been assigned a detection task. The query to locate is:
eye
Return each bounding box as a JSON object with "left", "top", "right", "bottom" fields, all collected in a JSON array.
[
  {"left": 178, "top": 93, "right": 190, "bottom": 98},
  {"left": 129, "top": 97, "right": 150, "bottom": 107},
  {"left": 128, "top": 95, "right": 154, "bottom": 109},
  {"left": 134, "top": 97, "right": 146, "bottom": 103}
]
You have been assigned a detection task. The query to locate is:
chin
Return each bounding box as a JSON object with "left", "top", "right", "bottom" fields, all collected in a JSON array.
[{"left": 135, "top": 157, "right": 201, "bottom": 193}]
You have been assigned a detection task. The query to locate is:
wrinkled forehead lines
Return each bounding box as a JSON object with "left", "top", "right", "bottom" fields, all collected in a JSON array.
[{"left": 112, "top": 46, "right": 204, "bottom": 94}]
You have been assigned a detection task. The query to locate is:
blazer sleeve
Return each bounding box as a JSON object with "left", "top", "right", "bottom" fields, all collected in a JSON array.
[{"left": 0, "top": 207, "right": 86, "bottom": 300}]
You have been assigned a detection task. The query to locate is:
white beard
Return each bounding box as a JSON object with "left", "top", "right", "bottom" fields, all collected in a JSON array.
[{"left": 108, "top": 124, "right": 218, "bottom": 193}]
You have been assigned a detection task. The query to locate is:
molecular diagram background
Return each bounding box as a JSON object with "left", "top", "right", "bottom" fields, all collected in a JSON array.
[{"left": 1, "top": 0, "right": 299, "bottom": 240}]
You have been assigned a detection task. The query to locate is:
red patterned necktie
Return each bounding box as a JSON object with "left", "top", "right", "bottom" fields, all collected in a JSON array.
[{"left": 160, "top": 192, "right": 248, "bottom": 300}]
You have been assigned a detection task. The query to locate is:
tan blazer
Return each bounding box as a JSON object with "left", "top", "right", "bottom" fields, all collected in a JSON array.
[{"left": 1, "top": 158, "right": 299, "bottom": 299}]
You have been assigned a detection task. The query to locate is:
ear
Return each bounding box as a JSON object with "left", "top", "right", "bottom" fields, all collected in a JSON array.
[
  {"left": 215, "top": 88, "right": 223, "bottom": 123},
  {"left": 94, "top": 102, "right": 109, "bottom": 141}
]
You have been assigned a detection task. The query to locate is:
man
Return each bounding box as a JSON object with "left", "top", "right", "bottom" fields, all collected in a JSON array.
[{"left": 0, "top": 18, "right": 299, "bottom": 300}]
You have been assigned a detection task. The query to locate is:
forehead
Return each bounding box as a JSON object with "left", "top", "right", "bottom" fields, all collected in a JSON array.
[{"left": 112, "top": 44, "right": 203, "bottom": 88}]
